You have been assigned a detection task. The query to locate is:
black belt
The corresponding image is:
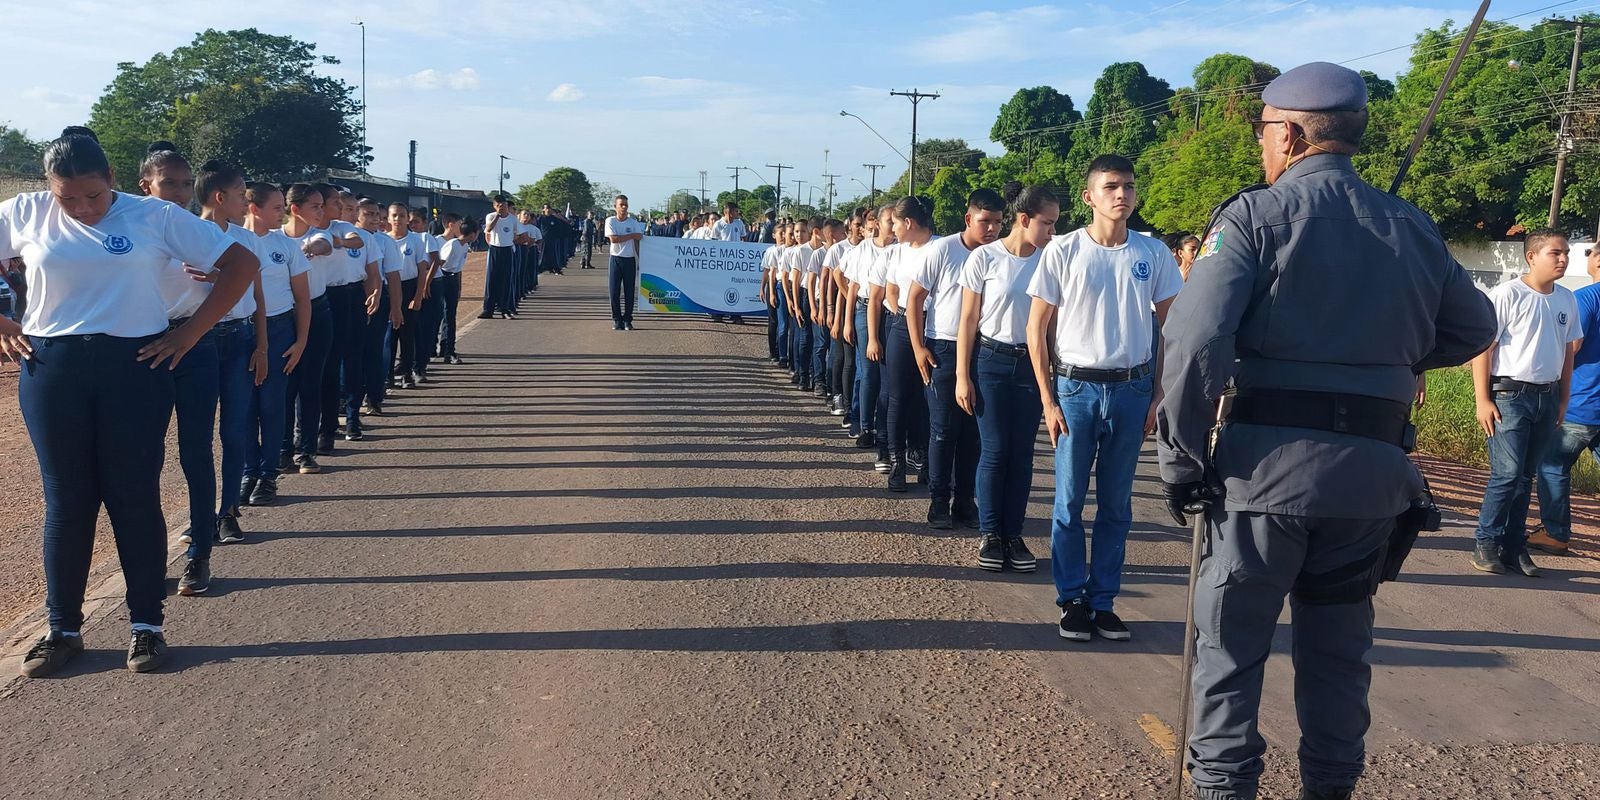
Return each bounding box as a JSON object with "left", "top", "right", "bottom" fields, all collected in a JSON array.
[
  {"left": 979, "top": 335, "right": 1027, "bottom": 356},
  {"left": 1492, "top": 377, "right": 1557, "bottom": 393},
  {"left": 266, "top": 309, "right": 294, "bottom": 322},
  {"left": 1053, "top": 361, "right": 1151, "bottom": 383},
  {"left": 167, "top": 316, "right": 244, "bottom": 334},
  {"left": 437, "top": 271, "right": 461, "bottom": 278},
  {"left": 1225, "top": 388, "right": 1415, "bottom": 452}
]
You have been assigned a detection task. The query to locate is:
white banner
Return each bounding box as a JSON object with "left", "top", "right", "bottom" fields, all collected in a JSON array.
[{"left": 638, "top": 237, "right": 770, "bottom": 315}]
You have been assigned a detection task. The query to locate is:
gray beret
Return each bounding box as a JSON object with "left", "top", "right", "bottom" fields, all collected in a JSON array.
[{"left": 1262, "top": 62, "right": 1368, "bottom": 112}]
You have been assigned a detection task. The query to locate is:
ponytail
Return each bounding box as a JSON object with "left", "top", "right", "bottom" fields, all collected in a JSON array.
[
  {"left": 1003, "top": 181, "right": 1059, "bottom": 219},
  {"left": 893, "top": 195, "right": 933, "bottom": 230}
]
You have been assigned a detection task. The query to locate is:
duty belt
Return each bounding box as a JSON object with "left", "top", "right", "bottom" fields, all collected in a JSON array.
[
  {"left": 1224, "top": 388, "right": 1415, "bottom": 452},
  {"left": 1491, "top": 377, "right": 1557, "bottom": 393},
  {"left": 979, "top": 335, "right": 1027, "bottom": 356},
  {"left": 1053, "top": 361, "right": 1151, "bottom": 383}
]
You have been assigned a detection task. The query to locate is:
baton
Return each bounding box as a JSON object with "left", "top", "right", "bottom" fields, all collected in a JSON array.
[{"left": 1389, "top": 0, "right": 1492, "bottom": 194}]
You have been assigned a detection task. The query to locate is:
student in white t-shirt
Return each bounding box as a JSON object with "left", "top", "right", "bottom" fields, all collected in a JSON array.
[
  {"left": 386, "top": 203, "right": 430, "bottom": 388},
  {"left": 1025, "top": 154, "right": 1182, "bottom": 643},
  {"left": 1471, "top": 228, "right": 1583, "bottom": 578},
  {"left": 279, "top": 184, "right": 337, "bottom": 478},
  {"left": 603, "top": 194, "right": 648, "bottom": 330},
  {"left": 710, "top": 202, "right": 747, "bottom": 242},
  {"left": 783, "top": 222, "right": 814, "bottom": 383},
  {"left": 907, "top": 188, "right": 1004, "bottom": 533},
  {"left": 240, "top": 183, "right": 312, "bottom": 507},
  {"left": 354, "top": 197, "right": 405, "bottom": 422},
  {"left": 851, "top": 206, "right": 896, "bottom": 465},
  {"left": 318, "top": 186, "right": 377, "bottom": 456},
  {"left": 830, "top": 208, "right": 868, "bottom": 430},
  {"left": 433, "top": 213, "right": 480, "bottom": 365},
  {"left": 1, "top": 129, "right": 257, "bottom": 678},
  {"left": 408, "top": 208, "right": 445, "bottom": 381},
  {"left": 882, "top": 197, "right": 939, "bottom": 492},
  {"left": 761, "top": 222, "right": 790, "bottom": 361},
  {"left": 955, "top": 183, "right": 1059, "bottom": 573}
]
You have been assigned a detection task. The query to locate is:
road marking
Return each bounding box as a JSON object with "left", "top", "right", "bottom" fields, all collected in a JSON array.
[{"left": 1139, "top": 712, "right": 1178, "bottom": 757}]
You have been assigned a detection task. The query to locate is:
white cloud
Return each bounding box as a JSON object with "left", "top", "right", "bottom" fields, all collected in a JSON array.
[
  {"left": 21, "top": 87, "right": 89, "bottom": 107},
  {"left": 630, "top": 76, "right": 721, "bottom": 95},
  {"left": 386, "top": 67, "right": 479, "bottom": 91},
  {"left": 547, "top": 83, "right": 585, "bottom": 103}
]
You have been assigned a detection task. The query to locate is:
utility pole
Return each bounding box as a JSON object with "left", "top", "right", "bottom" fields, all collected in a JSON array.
[
  {"left": 821, "top": 172, "right": 840, "bottom": 215},
  {"left": 1549, "top": 21, "right": 1587, "bottom": 228},
  {"left": 498, "top": 155, "right": 507, "bottom": 194},
  {"left": 863, "top": 163, "right": 884, "bottom": 204},
  {"left": 698, "top": 170, "right": 708, "bottom": 211},
  {"left": 727, "top": 166, "right": 745, "bottom": 198},
  {"left": 794, "top": 180, "right": 807, "bottom": 214},
  {"left": 890, "top": 88, "right": 940, "bottom": 196},
  {"left": 766, "top": 162, "right": 791, "bottom": 218},
  {"left": 407, "top": 140, "right": 417, "bottom": 188},
  {"left": 353, "top": 21, "right": 366, "bottom": 173}
]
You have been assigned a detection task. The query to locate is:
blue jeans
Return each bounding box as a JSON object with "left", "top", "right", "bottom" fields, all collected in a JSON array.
[
  {"left": 609, "top": 256, "right": 637, "bottom": 324},
  {"left": 1537, "top": 420, "right": 1600, "bottom": 543},
  {"left": 974, "top": 343, "right": 1043, "bottom": 537},
  {"left": 1049, "top": 373, "right": 1153, "bottom": 610},
  {"left": 416, "top": 285, "right": 445, "bottom": 374},
  {"left": 774, "top": 291, "right": 791, "bottom": 368},
  {"left": 811, "top": 319, "right": 830, "bottom": 392},
  {"left": 247, "top": 313, "right": 295, "bottom": 480},
  {"left": 926, "top": 339, "right": 978, "bottom": 504},
  {"left": 853, "top": 305, "right": 880, "bottom": 435},
  {"left": 435, "top": 272, "right": 462, "bottom": 358},
  {"left": 285, "top": 295, "right": 332, "bottom": 458},
  {"left": 360, "top": 290, "right": 391, "bottom": 412},
  {"left": 321, "top": 283, "right": 364, "bottom": 440},
  {"left": 1475, "top": 388, "right": 1559, "bottom": 560},
  {"left": 171, "top": 326, "right": 221, "bottom": 548},
  {"left": 209, "top": 321, "right": 255, "bottom": 558},
  {"left": 21, "top": 334, "right": 173, "bottom": 632},
  {"left": 884, "top": 314, "right": 927, "bottom": 456},
  {"left": 791, "top": 291, "right": 813, "bottom": 383}
]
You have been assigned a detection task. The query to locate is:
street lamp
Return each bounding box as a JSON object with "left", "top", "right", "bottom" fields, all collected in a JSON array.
[
  {"left": 498, "top": 155, "right": 509, "bottom": 194},
  {"left": 839, "top": 110, "right": 909, "bottom": 163},
  {"left": 352, "top": 21, "right": 366, "bottom": 172}
]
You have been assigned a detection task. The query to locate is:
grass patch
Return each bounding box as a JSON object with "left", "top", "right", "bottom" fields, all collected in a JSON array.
[{"left": 1415, "top": 366, "right": 1600, "bottom": 495}]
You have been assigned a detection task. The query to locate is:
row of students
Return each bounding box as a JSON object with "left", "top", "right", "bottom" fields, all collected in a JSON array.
[
  {"left": 0, "top": 127, "right": 488, "bottom": 678},
  {"left": 760, "top": 156, "right": 1182, "bottom": 643}
]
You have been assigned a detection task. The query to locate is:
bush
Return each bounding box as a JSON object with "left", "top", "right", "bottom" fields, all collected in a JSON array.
[{"left": 1415, "top": 367, "right": 1600, "bottom": 494}]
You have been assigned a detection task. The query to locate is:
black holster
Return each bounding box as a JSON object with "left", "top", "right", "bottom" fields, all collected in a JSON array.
[{"left": 1380, "top": 488, "right": 1442, "bottom": 584}]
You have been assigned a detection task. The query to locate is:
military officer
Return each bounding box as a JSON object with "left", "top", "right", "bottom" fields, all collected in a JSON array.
[{"left": 1156, "top": 62, "right": 1497, "bottom": 800}]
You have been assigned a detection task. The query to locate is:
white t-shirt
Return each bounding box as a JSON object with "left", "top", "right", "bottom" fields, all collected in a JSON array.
[
  {"left": 886, "top": 238, "right": 939, "bottom": 313},
  {"left": 0, "top": 192, "right": 235, "bottom": 337},
  {"left": 158, "top": 254, "right": 211, "bottom": 322},
  {"left": 484, "top": 212, "right": 521, "bottom": 248},
  {"left": 327, "top": 219, "right": 372, "bottom": 286},
  {"left": 913, "top": 234, "right": 973, "bottom": 341},
  {"left": 252, "top": 228, "right": 312, "bottom": 318},
  {"left": 804, "top": 243, "right": 826, "bottom": 278},
  {"left": 605, "top": 216, "right": 647, "bottom": 257},
  {"left": 843, "top": 240, "right": 875, "bottom": 300},
  {"left": 866, "top": 242, "right": 897, "bottom": 290},
  {"left": 421, "top": 231, "right": 443, "bottom": 266},
  {"left": 221, "top": 223, "right": 261, "bottom": 322},
  {"left": 959, "top": 239, "right": 1043, "bottom": 346},
  {"left": 1489, "top": 278, "right": 1583, "bottom": 383},
  {"left": 711, "top": 217, "right": 747, "bottom": 242},
  {"left": 284, "top": 228, "right": 336, "bottom": 300},
  {"left": 439, "top": 237, "right": 470, "bottom": 274},
  {"left": 1026, "top": 228, "right": 1182, "bottom": 369},
  {"left": 760, "top": 244, "right": 782, "bottom": 275},
  {"left": 521, "top": 222, "right": 543, "bottom": 244},
  {"left": 367, "top": 229, "right": 403, "bottom": 280},
  {"left": 824, "top": 239, "right": 853, "bottom": 271},
  {"left": 390, "top": 232, "right": 428, "bottom": 282},
  {"left": 788, "top": 244, "right": 813, "bottom": 278}
]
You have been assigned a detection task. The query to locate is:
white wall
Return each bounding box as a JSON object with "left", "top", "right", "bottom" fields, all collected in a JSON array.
[{"left": 1449, "top": 240, "right": 1597, "bottom": 292}]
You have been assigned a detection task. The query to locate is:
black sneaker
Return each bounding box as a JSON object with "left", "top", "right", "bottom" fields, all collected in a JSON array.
[
  {"left": 907, "top": 449, "right": 927, "bottom": 472},
  {"left": 613, "top": 323, "right": 624, "bottom": 330},
  {"left": 1506, "top": 551, "right": 1542, "bottom": 578},
  {"left": 345, "top": 427, "right": 364, "bottom": 442},
  {"left": 874, "top": 447, "right": 891, "bottom": 474},
  {"left": 126, "top": 630, "right": 169, "bottom": 673},
  {"left": 401, "top": 374, "right": 417, "bottom": 389},
  {"left": 978, "top": 534, "right": 1005, "bottom": 572},
  {"left": 217, "top": 514, "right": 244, "bottom": 544},
  {"left": 367, "top": 404, "right": 385, "bottom": 417},
  {"left": 414, "top": 372, "right": 430, "bottom": 385},
  {"left": 830, "top": 396, "right": 846, "bottom": 416},
  {"left": 1092, "top": 609, "right": 1131, "bottom": 641},
  {"left": 317, "top": 436, "right": 335, "bottom": 456},
  {"left": 625, "top": 321, "right": 636, "bottom": 331},
  {"left": 928, "top": 499, "right": 954, "bottom": 530},
  {"left": 476, "top": 312, "right": 494, "bottom": 320},
  {"left": 887, "top": 456, "right": 908, "bottom": 492},
  {"left": 1059, "top": 600, "right": 1093, "bottom": 642},
  {"left": 450, "top": 355, "right": 464, "bottom": 365},
  {"left": 855, "top": 432, "right": 875, "bottom": 449},
  {"left": 296, "top": 455, "right": 322, "bottom": 475},
  {"left": 1470, "top": 543, "right": 1506, "bottom": 574},
  {"left": 239, "top": 476, "right": 258, "bottom": 507},
  {"left": 250, "top": 477, "right": 278, "bottom": 506},
  {"left": 20, "top": 633, "right": 83, "bottom": 678},
  {"left": 278, "top": 451, "right": 293, "bottom": 472},
  {"left": 178, "top": 558, "right": 210, "bottom": 596},
  {"left": 952, "top": 499, "right": 980, "bottom": 529},
  {"left": 1005, "top": 537, "right": 1037, "bottom": 572}
]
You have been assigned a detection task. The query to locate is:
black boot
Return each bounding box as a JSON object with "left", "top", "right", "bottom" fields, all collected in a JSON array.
[
  {"left": 887, "top": 451, "right": 908, "bottom": 492},
  {"left": 927, "top": 498, "right": 953, "bottom": 529}
]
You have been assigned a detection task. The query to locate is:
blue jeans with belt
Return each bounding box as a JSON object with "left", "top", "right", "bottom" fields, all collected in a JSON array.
[
  {"left": 925, "top": 338, "right": 978, "bottom": 504},
  {"left": 1050, "top": 371, "right": 1153, "bottom": 611},
  {"left": 21, "top": 333, "right": 174, "bottom": 632},
  {"left": 171, "top": 325, "right": 221, "bottom": 546},
  {"left": 811, "top": 317, "right": 830, "bottom": 393},
  {"left": 209, "top": 320, "right": 255, "bottom": 557},
  {"left": 853, "top": 304, "right": 880, "bottom": 436},
  {"left": 248, "top": 312, "right": 296, "bottom": 480},
  {"left": 973, "top": 342, "right": 1043, "bottom": 537},
  {"left": 1537, "top": 420, "right": 1600, "bottom": 544},
  {"left": 773, "top": 290, "right": 791, "bottom": 368},
  {"left": 1475, "top": 386, "right": 1558, "bottom": 561}
]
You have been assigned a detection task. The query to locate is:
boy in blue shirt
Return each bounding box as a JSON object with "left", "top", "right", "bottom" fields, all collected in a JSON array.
[{"left": 1534, "top": 244, "right": 1600, "bottom": 555}]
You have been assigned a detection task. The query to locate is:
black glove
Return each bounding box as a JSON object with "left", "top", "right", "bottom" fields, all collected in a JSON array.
[{"left": 1163, "top": 480, "right": 1215, "bottom": 526}]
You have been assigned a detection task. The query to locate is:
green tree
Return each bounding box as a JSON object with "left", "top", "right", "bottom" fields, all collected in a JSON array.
[
  {"left": 1140, "top": 54, "right": 1278, "bottom": 233},
  {"left": 88, "top": 28, "right": 361, "bottom": 189},
  {"left": 1063, "top": 62, "right": 1175, "bottom": 224},
  {"left": 171, "top": 81, "right": 356, "bottom": 181},
  {"left": 0, "top": 124, "right": 45, "bottom": 174},
  {"left": 517, "top": 167, "right": 595, "bottom": 215},
  {"left": 665, "top": 191, "right": 701, "bottom": 214},
  {"left": 888, "top": 138, "right": 985, "bottom": 197},
  {"left": 991, "top": 86, "right": 1081, "bottom": 159},
  {"left": 927, "top": 166, "right": 977, "bottom": 234},
  {"left": 590, "top": 181, "right": 624, "bottom": 213}
]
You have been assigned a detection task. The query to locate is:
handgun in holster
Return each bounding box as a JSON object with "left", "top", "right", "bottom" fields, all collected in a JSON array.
[{"left": 1380, "top": 478, "right": 1442, "bottom": 585}]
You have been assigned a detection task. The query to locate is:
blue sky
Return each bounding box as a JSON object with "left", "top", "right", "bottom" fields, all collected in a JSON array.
[{"left": 1, "top": 0, "right": 1590, "bottom": 208}]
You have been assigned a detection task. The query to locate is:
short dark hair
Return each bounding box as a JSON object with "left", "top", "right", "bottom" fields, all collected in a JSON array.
[
  {"left": 195, "top": 159, "right": 244, "bottom": 206},
  {"left": 724, "top": 200, "right": 738, "bottom": 211},
  {"left": 1525, "top": 227, "right": 1568, "bottom": 257},
  {"left": 245, "top": 182, "right": 281, "bottom": 207},
  {"left": 442, "top": 212, "right": 463, "bottom": 224},
  {"left": 43, "top": 132, "right": 110, "bottom": 180},
  {"left": 893, "top": 196, "right": 934, "bottom": 230},
  {"left": 614, "top": 194, "right": 629, "bottom": 203},
  {"left": 460, "top": 219, "right": 480, "bottom": 235},
  {"left": 1085, "top": 154, "right": 1135, "bottom": 184},
  {"left": 312, "top": 182, "right": 339, "bottom": 201},
  {"left": 967, "top": 188, "right": 1005, "bottom": 213},
  {"left": 139, "top": 143, "right": 189, "bottom": 180}
]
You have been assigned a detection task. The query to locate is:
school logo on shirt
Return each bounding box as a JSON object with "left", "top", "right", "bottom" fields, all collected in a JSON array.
[
  {"left": 1132, "top": 260, "right": 1151, "bottom": 281},
  {"left": 270, "top": 251, "right": 286, "bottom": 264},
  {"left": 1560, "top": 312, "right": 1570, "bottom": 326},
  {"left": 403, "top": 246, "right": 413, "bottom": 255},
  {"left": 346, "top": 247, "right": 363, "bottom": 259},
  {"left": 103, "top": 234, "right": 133, "bottom": 255}
]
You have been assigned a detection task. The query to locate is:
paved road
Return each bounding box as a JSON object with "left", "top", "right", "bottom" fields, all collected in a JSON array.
[{"left": 0, "top": 262, "right": 1594, "bottom": 799}]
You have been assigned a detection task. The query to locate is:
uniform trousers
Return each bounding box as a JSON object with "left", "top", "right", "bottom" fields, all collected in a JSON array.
[
  {"left": 483, "top": 246, "right": 515, "bottom": 315},
  {"left": 320, "top": 283, "right": 364, "bottom": 441},
  {"left": 284, "top": 296, "right": 332, "bottom": 459},
  {"left": 434, "top": 271, "right": 462, "bottom": 358},
  {"left": 170, "top": 326, "right": 220, "bottom": 552},
  {"left": 972, "top": 342, "right": 1042, "bottom": 537},
  {"left": 925, "top": 338, "right": 979, "bottom": 506},
  {"left": 883, "top": 314, "right": 928, "bottom": 457},
  {"left": 246, "top": 313, "right": 295, "bottom": 480}
]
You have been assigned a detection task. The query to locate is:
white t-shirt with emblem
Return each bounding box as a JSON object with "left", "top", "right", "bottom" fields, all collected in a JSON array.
[
  {"left": 283, "top": 228, "right": 336, "bottom": 300},
  {"left": 252, "top": 228, "right": 313, "bottom": 318},
  {"left": 484, "top": 212, "right": 523, "bottom": 248},
  {"left": 327, "top": 219, "right": 372, "bottom": 286},
  {"left": 439, "top": 236, "right": 470, "bottom": 274},
  {"left": 604, "top": 215, "right": 647, "bottom": 257},
  {"left": 1026, "top": 228, "right": 1182, "bottom": 369},
  {"left": 388, "top": 232, "right": 427, "bottom": 282},
  {"left": 959, "top": 239, "right": 1043, "bottom": 346},
  {"left": 0, "top": 191, "right": 235, "bottom": 337},
  {"left": 1489, "top": 278, "right": 1583, "bottom": 383},
  {"left": 221, "top": 223, "right": 262, "bottom": 322},
  {"left": 913, "top": 234, "right": 973, "bottom": 341},
  {"left": 710, "top": 217, "right": 746, "bottom": 241}
]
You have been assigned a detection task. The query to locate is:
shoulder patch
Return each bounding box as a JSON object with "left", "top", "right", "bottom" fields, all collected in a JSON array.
[
  {"left": 1200, "top": 182, "right": 1269, "bottom": 246},
  {"left": 1196, "top": 226, "right": 1225, "bottom": 261}
]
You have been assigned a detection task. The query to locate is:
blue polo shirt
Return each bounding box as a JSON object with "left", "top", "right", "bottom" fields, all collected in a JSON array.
[{"left": 1565, "top": 283, "right": 1600, "bottom": 425}]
